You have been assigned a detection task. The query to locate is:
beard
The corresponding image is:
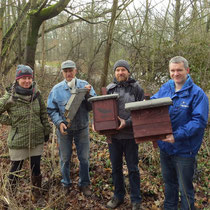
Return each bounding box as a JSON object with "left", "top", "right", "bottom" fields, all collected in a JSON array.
[{"left": 116, "top": 75, "right": 128, "bottom": 82}]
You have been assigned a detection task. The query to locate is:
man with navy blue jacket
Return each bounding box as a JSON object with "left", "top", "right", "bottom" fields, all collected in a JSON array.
[
  {"left": 47, "top": 60, "right": 96, "bottom": 196},
  {"left": 151, "top": 56, "right": 209, "bottom": 210}
]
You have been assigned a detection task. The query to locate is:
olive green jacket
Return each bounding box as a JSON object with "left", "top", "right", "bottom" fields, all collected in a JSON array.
[{"left": 0, "top": 89, "right": 51, "bottom": 149}]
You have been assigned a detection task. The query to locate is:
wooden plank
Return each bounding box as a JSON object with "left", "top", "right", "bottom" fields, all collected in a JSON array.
[
  {"left": 133, "top": 121, "right": 172, "bottom": 138},
  {"left": 135, "top": 134, "right": 170, "bottom": 142},
  {"left": 95, "top": 120, "right": 118, "bottom": 131},
  {"left": 131, "top": 106, "right": 170, "bottom": 126},
  {"left": 99, "top": 130, "right": 119, "bottom": 135}
]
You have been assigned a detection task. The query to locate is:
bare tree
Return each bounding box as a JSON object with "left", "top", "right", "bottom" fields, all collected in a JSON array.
[
  {"left": 24, "top": 0, "right": 71, "bottom": 70},
  {"left": 1, "top": 1, "right": 31, "bottom": 75},
  {"left": 174, "top": 0, "right": 181, "bottom": 45},
  {"left": 100, "top": 0, "right": 134, "bottom": 89},
  {"left": 0, "top": 0, "right": 6, "bottom": 66},
  {"left": 100, "top": 0, "right": 118, "bottom": 90},
  {"left": 1, "top": 0, "right": 209, "bottom": 92},
  {"left": 86, "top": 0, "right": 96, "bottom": 82},
  {"left": 0, "top": 0, "right": 70, "bottom": 76}
]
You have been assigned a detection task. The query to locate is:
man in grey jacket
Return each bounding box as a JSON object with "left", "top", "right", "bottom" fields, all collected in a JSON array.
[{"left": 106, "top": 60, "right": 144, "bottom": 210}]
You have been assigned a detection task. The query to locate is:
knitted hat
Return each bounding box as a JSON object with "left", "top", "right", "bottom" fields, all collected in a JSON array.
[
  {"left": 16, "top": 65, "right": 33, "bottom": 80},
  {"left": 61, "top": 60, "right": 76, "bottom": 70},
  {"left": 113, "top": 60, "right": 130, "bottom": 72}
]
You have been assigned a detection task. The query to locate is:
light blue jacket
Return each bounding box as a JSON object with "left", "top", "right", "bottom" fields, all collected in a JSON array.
[
  {"left": 47, "top": 79, "right": 96, "bottom": 130},
  {"left": 151, "top": 75, "right": 209, "bottom": 157}
]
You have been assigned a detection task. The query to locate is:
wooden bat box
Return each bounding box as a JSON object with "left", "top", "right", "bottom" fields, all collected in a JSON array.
[
  {"left": 88, "top": 94, "right": 119, "bottom": 135},
  {"left": 125, "top": 97, "right": 173, "bottom": 145}
]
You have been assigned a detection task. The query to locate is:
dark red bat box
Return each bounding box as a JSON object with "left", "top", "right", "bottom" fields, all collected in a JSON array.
[
  {"left": 125, "top": 97, "right": 173, "bottom": 145},
  {"left": 88, "top": 94, "right": 119, "bottom": 135}
]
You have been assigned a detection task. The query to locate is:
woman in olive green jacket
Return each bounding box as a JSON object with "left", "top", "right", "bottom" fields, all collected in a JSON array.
[{"left": 0, "top": 65, "right": 51, "bottom": 200}]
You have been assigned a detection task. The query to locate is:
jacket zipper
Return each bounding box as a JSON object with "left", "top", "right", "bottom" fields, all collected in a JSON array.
[{"left": 11, "top": 127, "right": 18, "bottom": 141}]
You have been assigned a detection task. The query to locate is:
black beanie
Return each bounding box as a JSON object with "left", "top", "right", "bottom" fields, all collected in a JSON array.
[
  {"left": 16, "top": 65, "right": 33, "bottom": 80},
  {"left": 113, "top": 60, "right": 130, "bottom": 72}
]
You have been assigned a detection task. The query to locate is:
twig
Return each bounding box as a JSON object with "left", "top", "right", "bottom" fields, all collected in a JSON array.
[
  {"left": 203, "top": 127, "right": 210, "bottom": 156},
  {"left": 41, "top": 194, "right": 65, "bottom": 210},
  {"left": 51, "top": 124, "right": 56, "bottom": 169},
  {"left": 91, "top": 137, "right": 107, "bottom": 145},
  {"left": 0, "top": 155, "right": 10, "bottom": 158}
]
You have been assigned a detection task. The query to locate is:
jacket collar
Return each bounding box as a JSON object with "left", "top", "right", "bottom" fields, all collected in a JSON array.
[
  {"left": 169, "top": 74, "right": 193, "bottom": 98},
  {"left": 63, "top": 78, "right": 77, "bottom": 90}
]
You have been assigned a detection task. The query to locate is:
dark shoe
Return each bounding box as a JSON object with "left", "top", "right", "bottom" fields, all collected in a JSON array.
[
  {"left": 106, "top": 197, "right": 124, "bottom": 209},
  {"left": 79, "top": 186, "right": 91, "bottom": 196},
  {"left": 132, "top": 203, "right": 141, "bottom": 210},
  {"left": 31, "top": 174, "right": 42, "bottom": 203}
]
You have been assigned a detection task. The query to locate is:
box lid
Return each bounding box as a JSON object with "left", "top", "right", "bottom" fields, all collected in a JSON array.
[
  {"left": 125, "top": 97, "right": 173, "bottom": 111},
  {"left": 71, "top": 88, "right": 88, "bottom": 94},
  {"left": 88, "top": 94, "right": 119, "bottom": 102}
]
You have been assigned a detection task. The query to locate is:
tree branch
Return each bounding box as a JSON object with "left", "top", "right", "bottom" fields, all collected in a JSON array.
[{"left": 38, "top": 8, "right": 113, "bottom": 37}]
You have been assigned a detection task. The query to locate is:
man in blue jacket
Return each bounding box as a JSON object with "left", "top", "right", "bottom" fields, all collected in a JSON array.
[
  {"left": 47, "top": 60, "right": 96, "bottom": 196},
  {"left": 152, "top": 56, "right": 209, "bottom": 210}
]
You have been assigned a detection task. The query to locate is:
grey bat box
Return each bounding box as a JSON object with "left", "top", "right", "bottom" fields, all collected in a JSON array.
[{"left": 64, "top": 88, "right": 88, "bottom": 123}]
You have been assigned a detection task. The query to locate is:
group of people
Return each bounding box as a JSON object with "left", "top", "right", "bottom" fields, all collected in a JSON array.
[{"left": 0, "top": 56, "right": 208, "bottom": 210}]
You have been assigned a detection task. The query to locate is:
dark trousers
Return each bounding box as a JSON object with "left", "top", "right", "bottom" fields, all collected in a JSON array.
[
  {"left": 108, "top": 138, "right": 141, "bottom": 203},
  {"left": 9, "top": 155, "right": 41, "bottom": 181},
  {"left": 160, "top": 150, "right": 195, "bottom": 210}
]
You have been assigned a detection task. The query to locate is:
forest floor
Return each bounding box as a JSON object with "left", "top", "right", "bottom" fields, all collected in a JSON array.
[{"left": 0, "top": 124, "right": 209, "bottom": 210}]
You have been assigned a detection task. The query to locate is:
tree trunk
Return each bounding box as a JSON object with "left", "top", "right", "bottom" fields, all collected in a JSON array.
[
  {"left": 174, "top": 0, "right": 181, "bottom": 45},
  {"left": 1, "top": 2, "right": 31, "bottom": 75},
  {"left": 0, "top": 0, "right": 6, "bottom": 69},
  {"left": 41, "top": 21, "right": 46, "bottom": 80},
  {"left": 17, "top": 0, "right": 23, "bottom": 64},
  {"left": 87, "top": 0, "right": 95, "bottom": 83},
  {"left": 24, "top": 17, "right": 42, "bottom": 68},
  {"left": 100, "top": 0, "right": 118, "bottom": 90},
  {"left": 24, "top": 0, "right": 71, "bottom": 69}
]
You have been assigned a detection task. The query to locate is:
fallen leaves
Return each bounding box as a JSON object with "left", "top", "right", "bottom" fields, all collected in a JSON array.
[{"left": 0, "top": 124, "right": 209, "bottom": 209}]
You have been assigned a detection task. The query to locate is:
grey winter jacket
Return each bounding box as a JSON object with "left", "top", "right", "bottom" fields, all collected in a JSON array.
[{"left": 106, "top": 77, "right": 144, "bottom": 139}]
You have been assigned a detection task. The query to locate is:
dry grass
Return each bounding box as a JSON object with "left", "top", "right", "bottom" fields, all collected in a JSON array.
[{"left": 0, "top": 124, "right": 209, "bottom": 209}]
